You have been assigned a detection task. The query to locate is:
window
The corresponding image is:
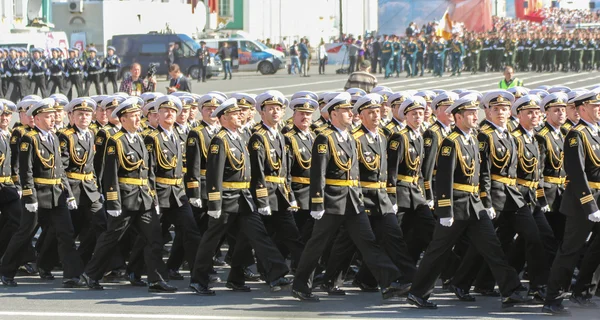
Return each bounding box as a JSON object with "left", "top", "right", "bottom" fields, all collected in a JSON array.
[
  {"left": 140, "top": 43, "right": 166, "bottom": 56},
  {"left": 240, "top": 40, "right": 260, "bottom": 53},
  {"left": 219, "top": 0, "right": 232, "bottom": 17}
]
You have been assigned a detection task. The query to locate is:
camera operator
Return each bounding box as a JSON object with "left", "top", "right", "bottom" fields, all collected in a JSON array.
[{"left": 118, "top": 63, "right": 156, "bottom": 96}]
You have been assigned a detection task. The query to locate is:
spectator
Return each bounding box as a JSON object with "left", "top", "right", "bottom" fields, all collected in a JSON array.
[
  {"left": 218, "top": 42, "right": 233, "bottom": 80},
  {"left": 167, "top": 64, "right": 192, "bottom": 93},
  {"left": 118, "top": 63, "right": 157, "bottom": 96},
  {"left": 289, "top": 40, "right": 300, "bottom": 75},
  {"left": 299, "top": 38, "right": 310, "bottom": 77},
  {"left": 318, "top": 39, "right": 328, "bottom": 75},
  {"left": 344, "top": 60, "right": 377, "bottom": 93},
  {"left": 347, "top": 38, "right": 359, "bottom": 73},
  {"left": 196, "top": 41, "right": 210, "bottom": 83}
]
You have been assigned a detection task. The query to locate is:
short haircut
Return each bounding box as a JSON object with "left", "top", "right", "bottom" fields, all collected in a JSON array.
[{"left": 169, "top": 64, "right": 180, "bottom": 73}]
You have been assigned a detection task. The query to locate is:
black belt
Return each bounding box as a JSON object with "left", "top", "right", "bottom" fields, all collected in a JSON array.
[{"left": 106, "top": 69, "right": 118, "bottom": 73}]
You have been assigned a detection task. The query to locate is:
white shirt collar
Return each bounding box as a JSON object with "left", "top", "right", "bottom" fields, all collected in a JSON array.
[
  {"left": 582, "top": 119, "right": 598, "bottom": 133},
  {"left": 333, "top": 125, "right": 348, "bottom": 141},
  {"left": 36, "top": 126, "right": 50, "bottom": 137},
  {"left": 160, "top": 125, "right": 174, "bottom": 137},
  {"left": 225, "top": 127, "right": 240, "bottom": 139}
]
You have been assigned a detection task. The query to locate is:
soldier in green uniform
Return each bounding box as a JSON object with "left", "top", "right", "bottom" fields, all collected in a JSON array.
[
  {"left": 481, "top": 33, "right": 493, "bottom": 72},
  {"left": 572, "top": 34, "right": 585, "bottom": 72},
  {"left": 450, "top": 33, "right": 464, "bottom": 76},
  {"left": 561, "top": 34, "right": 572, "bottom": 72},
  {"left": 533, "top": 33, "right": 546, "bottom": 72},
  {"left": 505, "top": 35, "right": 517, "bottom": 68},
  {"left": 548, "top": 34, "right": 559, "bottom": 72},
  {"left": 404, "top": 36, "right": 417, "bottom": 78},
  {"left": 381, "top": 35, "right": 393, "bottom": 79},
  {"left": 469, "top": 35, "right": 482, "bottom": 74}
]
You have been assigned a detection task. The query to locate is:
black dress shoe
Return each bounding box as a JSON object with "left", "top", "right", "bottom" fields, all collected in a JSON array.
[
  {"left": 270, "top": 277, "right": 292, "bottom": 292},
  {"left": 148, "top": 280, "right": 178, "bottom": 293},
  {"left": 189, "top": 282, "right": 215, "bottom": 296},
  {"left": 473, "top": 287, "right": 501, "bottom": 296},
  {"left": 407, "top": 293, "right": 437, "bottom": 309},
  {"left": 441, "top": 279, "right": 452, "bottom": 291},
  {"left": 213, "top": 257, "right": 228, "bottom": 267},
  {"left": 168, "top": 269, "right": 184, "bottom": 280},
  {"left": 102, "top": 270, "right": 124, "bottom": 282},
  {"left": 382, "top": 282, "right": 411, "bottom": 300},
  {"left": 243, "top": 267, "right": 260, "bottom": 281},
  {"left": 81, "top": 273, "right": 103, "bottom": 290},
  {"left": 449, "top": 285, "right": 476, "bottom": 302},
  {"left": 1, "top": 276, "right": 17, "bottom": 287},
  {"left": 320, "top": 283, "right": 346, "bottom": 295},
  {"left": 226, "top": 282, "right": 251, "bottom": 292},
  {"left": 63, "top": 277, "right": 86, "bottom": 288},
  {"left": 352, "top": 279, "right": 379, "bottom": 292},
  {"left": 17, "top": 263, "right": 38, "bottom": 275},
  {"left": 528, "top": 286, "right": 547, "bottom": 304},
  {"left": 542, "top": 303, "right": 571, "bottom": 315},
  {"left": 292, "top": 289, "right": 320, "bottom": 302},
  {"left": 38, "top": 268, "right": 55, "bottom": 280},
  {"left": 209, "top": 274, "right": 221, "bottom": 283},
  {"left": 569, "top": 294, "right": 598, "bottom": 308},
  {"left": 128, "top": 273, "right": 147, "bottom": 287},
  {"left": 311, "top": 273, "right": 325, "bottom": 288},
  {"left": 502, "top": 290, "right": 533, "bottom": 308}
]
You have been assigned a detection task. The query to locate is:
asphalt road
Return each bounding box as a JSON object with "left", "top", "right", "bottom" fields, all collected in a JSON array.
[{"left": 3, "top": 70, "right": 600, "bottom": 319}]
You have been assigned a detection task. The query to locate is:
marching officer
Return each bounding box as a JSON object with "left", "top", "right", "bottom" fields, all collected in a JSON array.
[
  {"left": 84, "top": 48, "right": 103, "bottom": 96},
  {"left": 0, "top": 100, "right": 23, "bottom": 259},
  {"left": 406, "top": 94, "right": 531, "bottom": 309},
  {"left": 283, "top": 97, "right": 317, "bottom": 241},
  {"left": 189, "top": 98, "right": 290, "bottom": 295},
  {"left": 543, "top": 89, "right": 600, "bottom": 315},
  {"left": 65, "top": 48, "right": 84, "bottom": 100},
  {"left": 387, "top": 96, "right": 436, "bottom": 262},
  {"left": 404, "top": 36, "right": 417, "bottom": 78},
  {"left": 47, "top": 48, "right": 65, "bottom": 95},
  {"left": 6, "top": 48, "right": 30, "bottom": 102},
  {"left": 248, "top": 90, "right": 305, "bottom": 272},
  {"left": 450, "top": 33, "right": 464, "bottom": 77},
  {"left": 29, "top": 48, "right": 48, "bottom": 98},
  {"left": 145, "top": 95, "right": 202, "bottom": 277},
  {"left": 1, "top": 98, "right": 84, "bottom": 288},
  {"left": 561, "top": 90, "right": 583, "bottom": 135},
  {"left": 89, "top": 95, "right": 110, "bottom": 135},
  {"left": 58, "top": 97, "right": 105, "bottom": 266},
  {"left": 536, "top": 92, "right": 568, "bottom": 242},
  {"left": 9, "top": 98, "right": 38, "bottom": 189},
  {"left": 102, "top": 46, "right": 120, "bottom": 94},
  {"left": 422, "top": 92, "right": 458, "bottom": 206},
  {"left": 139, "top": 92, "right": 163, "bottom": 137},
  {"left": 381, "top": 91, "right": 410, "bottom": 138},
  {"left": 291, "top": 92, "right": 409, "bottom": 303},
  {"left": 82, "top": 97, "right": 176, "bottom": 293}
]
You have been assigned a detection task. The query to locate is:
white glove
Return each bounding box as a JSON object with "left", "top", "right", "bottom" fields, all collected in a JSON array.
[
  {"left": 25, "top": 202, "right": 38, "bottom": 213},
  {"left": 155, "top": 205, "right": 160, "bottom": 215},
  {"left": 392, "top": 204, "right": 398, "bottom": 214},
  {"left": 17, "top": 190, "right": 22, "bottom": 198},
  {"left": 190, "top": 198, "right": 202, "bottom": 208},
  {"left": 107, "top": 210, "right": 121, "bottom": 217},
  {"left": 258, "top": 207, "right": 272, "bottom": 216},
  {"left": 67, "top": 197, "right": 78, "bottom": 210},
  {"left": 426, "top": 200, "right": 434, "bottom": 209},
  {"left": 540, "top": 205, "right": 550, "bottom": 213},
  {"left": 588, "top": 210, "right": 600, "bottom": 222},
  {"left": 440, "top": 217, "right": 454, "bottom": 227},
  {"left": 289, "top": 201, "right": 298, "bottom": 212},
  {"left": 310, "top": 210, "right": 325, "bottom": 220},
  {"left": 486, "top": 207, "right": 496, "bottom": 219},
  {"left": 207, "top": 210, "right": 221, "bottom": 219}
]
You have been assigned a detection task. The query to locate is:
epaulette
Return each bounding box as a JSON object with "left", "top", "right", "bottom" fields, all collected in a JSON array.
[
  {"left": 447, "top": 132, "right": 459, "bottom": 141},
  {"left": 195, "top": 124, "right": 205, "bottom": 131},
  {"left": 399, "top": 127, "right": 409, "bottom": 135},
  {"left": 351, "top": 126, "right": 361, "bottom": 134},
  {"left": 538, "top": 127, "right": 549, "bottom": 137},
  {"left": 25, "top": 130, "right": 38, "bottom": 138},
  {"left": 216, "top": 130, "right": 227, "bottom": 138},
  {"left": 256, "top": 128, "right": 267, "bottom": 136},
  {"left": 352, "top": 130, "right": 365, "bottom": 139},
  {"left": 480, "top": 123, "right": 491, "bottom": 131},
  {"left": 377, "top": 127, "right": 385, "bottom": 135},
  {"left": 320, "top": 128, "right": 334, "bottom": 136},
  {"left": 574, "top": 124, "right": 586, "bottom": 132},
  {"left": 148, "top": 131, "right": 159, "bottom": 138},
  {"left": 511, "top": 130, "right": 522, "bottom": 138},
  {"left": 428, "top": 123, "right": 440, "bottom": 132},
  {"left": 15, "top": 126, "right": 26, "bottom": 135},
  {"left": 481, "top": 127, "right": 494, "bottom": 135},
  {"left": 284, "top": 129, "right": 296, "bottom": 138},
  {"left": 63, "top": 128, "right": 76, "bottom": 136},
  {"left": 252, "top": 123, "right": 262, "bottom": 131},
  {"left": 111, "top": 132, "right": 124, "bottom": 141}
]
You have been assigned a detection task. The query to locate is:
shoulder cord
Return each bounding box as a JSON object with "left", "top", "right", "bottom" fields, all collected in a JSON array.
[
  {"left": 116, "top": 139, "right": 143, "bottom": 171},
  {"left": 68, "top": 135, "right": 88, "bottom": 169},
  {"left": 544, "top": 135, "right": 563, "bottom": 170},
  {"left": 154, "top": 135, "right": 177, "bottom": 170},
  {"left": 290, "top": 136, "right": 311, "bottom": 170},
  {"left": 516, "top": 137, "right": 538, "bottom": 175},
  {"left": 327, "top": 135, "right": 351, "bottom": 172},
  {"left": 261, "top": 134, "right": 281, "bottom": 171},
  {"left": 402, "top": 133, "right": 420, "bottom": 171},
  {"left": 356, "top": 139, "right": 380, "bottom": 171}
]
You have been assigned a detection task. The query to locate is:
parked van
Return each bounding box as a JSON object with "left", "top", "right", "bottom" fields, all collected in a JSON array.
[
  {"left": 110, "top": 33, "right": 222, "bottom": 79},
  {"left": 198, "top": 32, "right": 286, "bottom": 75}
]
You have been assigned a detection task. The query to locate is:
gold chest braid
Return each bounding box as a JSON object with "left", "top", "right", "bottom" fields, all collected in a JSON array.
[
  {"left": 327, "top": 133, "right": 351, "bottom": 172},
  {"left": 289, "top": 134, "right": 311, "bottom": 170},
  {"left": 484, "top": 130, "right": 510, "bottom": 170},
  {"left": 514, "top": 133, "right": 538, "bottom": 176},
  {"left": 114, "top": 133, "right": 144, "bottom": 172},
  {"left": 402, "top": 132, "right": 420, "bottom": 171},
  {"left": 68, "top": 134, "right": 89, "bottom": 168}
]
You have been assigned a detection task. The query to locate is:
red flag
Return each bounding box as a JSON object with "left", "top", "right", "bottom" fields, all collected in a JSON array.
[
  {"left": 448, "top": 0, "right": 492, "bottom": 33},
  {"left": 326, "top": 44, "right": 343, "bottom": 54}
]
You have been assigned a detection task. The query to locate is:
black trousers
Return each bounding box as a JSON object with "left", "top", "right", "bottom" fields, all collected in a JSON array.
[
  {"left": 293, "top": 210, "right": 314, "bottom": 244},
  {"left": 191, "top": 202, "right": 289, "bottom": 287},
  {"left": 103, "top": 72, "right": 118, "bottom": 94},
  {"left": 1, "top": 192, "right": 83, "bottom": 279},
  {"left": 30, "top": 75, "right": 47, "bottom": 98},
  {"left": 65, "top": 75, "right": 83, "bottom": 100},
  {"left": 7, "top": 76, "right": 29, "bottom": 102},
  {"left": 196, "top": 63, "right": 208, "bottom": 82},
  {"left": 84, "top": 74, "right": 102, "bottom": 96},
  {"left": 398, "top": 204, "right": 436, "bottom": 263},
  {"left": 47, "top": 75, "right": 64, "bottom": 95},
  {"left": 547, "top": 211, "right": 600, "bottom": 302},
  {"left": 410, "top": 216, "right": 522, "bottom": 298},
  {"left": 261, "top": 210, "right": 305, "bottom": 264},
  {"left": 348, "top": 56, "right": 356, "bottom": 73},
  {"left": 0, "top": 194, "right": 23, "bottom": 258},
  {"left": 292, "top": 207, "right": 401, "bottom": 294},
  {"left": 85, "top": 207, "right": 165, "bottom": 282},
  {"left": 70, "top": 193, "right": 106, "bottom": 266},
  {"left": 161, "top": 202, "right": 202, "bottom": 271}
]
